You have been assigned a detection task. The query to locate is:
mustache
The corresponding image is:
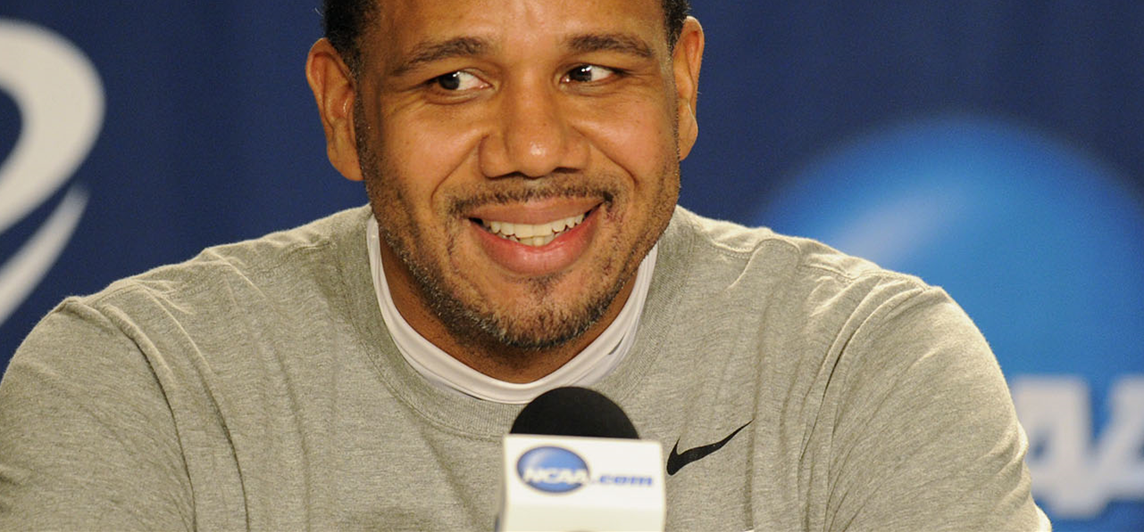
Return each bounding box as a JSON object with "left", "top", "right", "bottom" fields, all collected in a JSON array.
[{"left": 447, "top": 181, "right": 618, "bottom": 217}]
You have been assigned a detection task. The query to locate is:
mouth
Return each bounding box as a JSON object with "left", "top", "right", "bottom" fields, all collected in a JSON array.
[{"left": 475, "top": 210, "right": 590, "bottom": 247}]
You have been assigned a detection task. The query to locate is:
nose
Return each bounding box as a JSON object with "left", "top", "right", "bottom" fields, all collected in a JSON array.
[{"left": 479, "top": 79, "right": 587, "bottom": 179}]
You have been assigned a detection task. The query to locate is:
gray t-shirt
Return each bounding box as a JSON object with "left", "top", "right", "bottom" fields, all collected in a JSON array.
[{"left": 0, "top": 206, "right": 1048, "bottom": 531}]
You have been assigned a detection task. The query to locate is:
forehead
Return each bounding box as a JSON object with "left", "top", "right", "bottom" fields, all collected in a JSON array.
[{"left": 367, "top": 0, "right": 668, "bottom": 63}]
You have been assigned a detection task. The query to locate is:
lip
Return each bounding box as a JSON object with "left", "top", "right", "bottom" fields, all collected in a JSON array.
[{"left": 468, "top": 204, "right": 600, "bottom": 276}]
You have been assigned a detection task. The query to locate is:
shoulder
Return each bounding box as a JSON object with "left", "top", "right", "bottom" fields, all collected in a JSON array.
[
  {"left": 662, "top": 207, "right": 989, "bottom": 372},
  {"left": 81, "top": 206, "right": 371, "bottom": 313},
  {"left": 646, "top": 207, "right": 981, "bottom": 404},
  {"left": 638, "top": 207, "right": 959, "bottom": 409},
  {"left": 664, "top": 206, "right": 908, "bottom": 277},
  {"left": 658, "top": 206, "right": 931, "bottom": 317},
  {"left": 13, "top": 206, "right": 374, "bottom": 368}
]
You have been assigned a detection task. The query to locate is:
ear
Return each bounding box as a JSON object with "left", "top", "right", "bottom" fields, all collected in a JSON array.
[
  {"left": 671, "top": 17, "right": 704, "bottom": 161},
  {"left": 306, "top": 38, "right": 363, "bottom": 181}
]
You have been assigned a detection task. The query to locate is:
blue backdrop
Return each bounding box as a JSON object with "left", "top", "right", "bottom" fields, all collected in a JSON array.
[{"left": 2, "top": 2, "right": 1142, "bottom": 530}]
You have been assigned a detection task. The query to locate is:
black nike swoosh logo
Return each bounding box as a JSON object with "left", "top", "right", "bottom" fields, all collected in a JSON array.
[{"left": 666, "top": 421, "right": 752, "bottom": 476}]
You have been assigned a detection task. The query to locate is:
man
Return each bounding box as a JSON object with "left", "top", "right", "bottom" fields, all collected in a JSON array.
[{"left": 0, "top": 0, "right": 1048, "bottom": 530}]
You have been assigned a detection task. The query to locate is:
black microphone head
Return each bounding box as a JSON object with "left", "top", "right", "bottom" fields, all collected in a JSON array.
[{"left": 510, "top": 387, "right": 639, "bottom": 439}]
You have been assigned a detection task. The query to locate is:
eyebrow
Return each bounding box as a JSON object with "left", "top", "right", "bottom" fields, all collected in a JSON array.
[
  {"left": 390, "top": 36, "right": 493, "bottom": 77},
  {"left": 565, "top": 33, "right": 655, "bottom": 59}
]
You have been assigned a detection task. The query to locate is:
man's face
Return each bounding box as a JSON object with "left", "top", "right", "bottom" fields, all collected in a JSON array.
[{"left": 321, "top": 0, "right": 701, "bottom": 360}]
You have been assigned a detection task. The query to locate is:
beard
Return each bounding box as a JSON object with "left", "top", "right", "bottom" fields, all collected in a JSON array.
[
  {"left": 371, "top": 182, "right": 633, "bottom": 354},
  {"left": 354, "top": 105, "right": 678, "bottom": 361}
]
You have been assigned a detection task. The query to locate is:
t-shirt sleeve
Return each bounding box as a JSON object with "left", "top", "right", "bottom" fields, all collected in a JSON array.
[
  {"left": 822, "top": 286, "right": 1050, "bottom": 531},
  {"left": 0, "top": 299, "right": 194, "bottom": 531}
]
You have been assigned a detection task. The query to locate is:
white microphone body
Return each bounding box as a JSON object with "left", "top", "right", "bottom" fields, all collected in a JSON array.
[{"left": 498, "top": 434, "right": 665, "bottom": 532}]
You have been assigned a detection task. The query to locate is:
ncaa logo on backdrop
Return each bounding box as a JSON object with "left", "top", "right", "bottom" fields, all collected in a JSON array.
[
  {"left": 0, "top": 19, "right": 102, "bottom": 327},
  {"left": 755, "top": 114, "right": 1144, "bottom": 528}
]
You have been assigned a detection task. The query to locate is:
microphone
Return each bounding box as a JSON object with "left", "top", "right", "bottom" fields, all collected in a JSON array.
[
  {"left": 510, "top": 386, "right": 640, "bottom": 439},
  {"left": 497, "top": 387, "right": 665, "bottom": 532}
]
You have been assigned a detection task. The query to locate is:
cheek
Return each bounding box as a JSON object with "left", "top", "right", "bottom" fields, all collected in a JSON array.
[
  {"left": 585, "top": 119, "right": 677, "bottom": 192},
  {"left": 378, "top": 113, "right": 484, "bottom": 211},
  {"left": 574, "top": 94, "right": 678, "bottom": 186}
]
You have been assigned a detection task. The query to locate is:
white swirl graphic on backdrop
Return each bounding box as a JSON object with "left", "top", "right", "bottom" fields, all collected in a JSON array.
[{"left": 0, "top": 19, "right": 104, "bottom": 326}]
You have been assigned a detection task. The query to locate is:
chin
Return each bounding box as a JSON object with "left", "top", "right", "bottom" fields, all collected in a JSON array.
[{"left": 464, "top": 278, "right": 623, "bottom": 352}]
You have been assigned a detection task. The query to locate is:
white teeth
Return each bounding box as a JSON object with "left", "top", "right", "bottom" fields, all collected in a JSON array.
[
  {"left": 516, "top": 223, "right": 537, "bottom": 238},
  {"left": 481, "top": 213, "right": 587, "bottom": 247}
]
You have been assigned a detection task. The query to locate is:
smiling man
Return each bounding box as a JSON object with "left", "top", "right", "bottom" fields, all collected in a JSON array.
[
  {"left": 307, "top": 0, "right": 698, "bottom": 385},
  {"left": 0, "top": 0, "right": 1048, "bottom": 530}
]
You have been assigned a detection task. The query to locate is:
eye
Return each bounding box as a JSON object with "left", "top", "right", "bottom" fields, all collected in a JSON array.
[
  {"left": 432, "top": 71, "right": 485, "bottom": 91},
  {"left": 563, "top": 65, "right": 616, "bottom": 84}
]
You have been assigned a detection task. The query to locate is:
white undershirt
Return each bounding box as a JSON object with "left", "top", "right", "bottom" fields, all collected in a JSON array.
[{"left": 366, "top": 218, "right": 656, "bottom": 404}]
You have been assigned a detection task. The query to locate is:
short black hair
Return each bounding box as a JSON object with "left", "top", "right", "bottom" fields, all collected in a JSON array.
[{"left": 323, "top": 0, "right": 692, "bottom": 74}]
